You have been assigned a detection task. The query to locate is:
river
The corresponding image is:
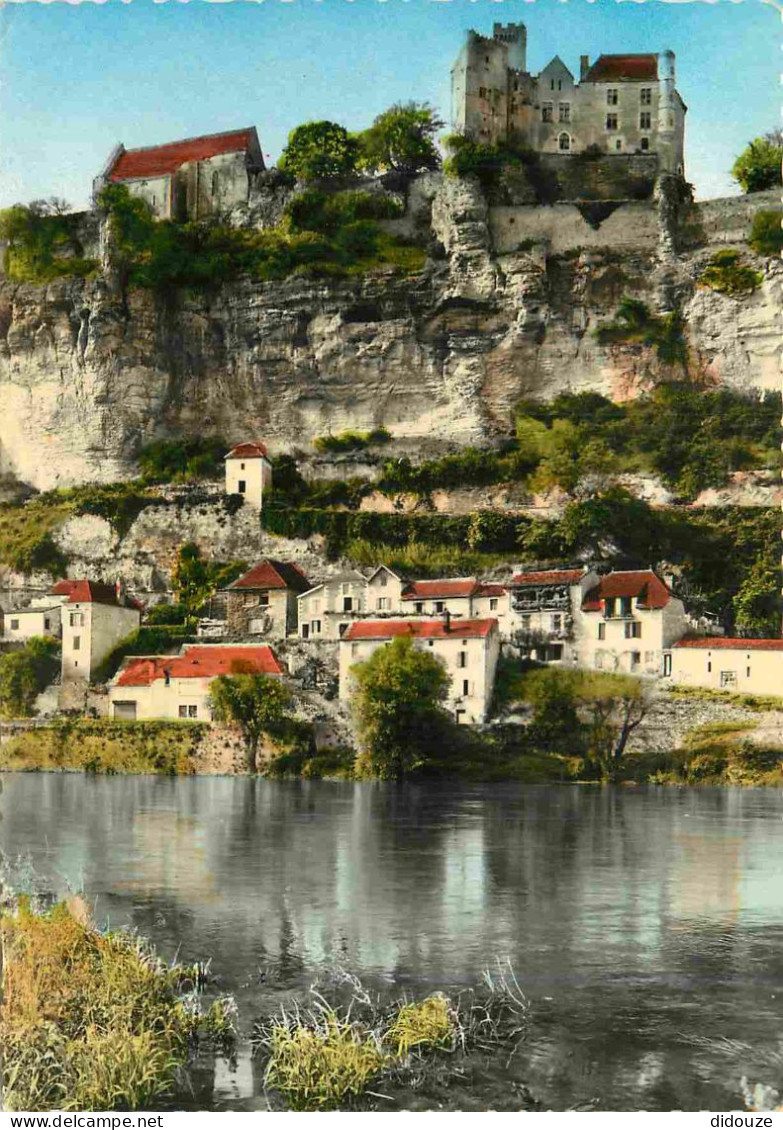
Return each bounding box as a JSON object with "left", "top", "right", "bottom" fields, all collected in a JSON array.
[{"left": 1, "top": 774, "right": 782, "bottom": 1111}]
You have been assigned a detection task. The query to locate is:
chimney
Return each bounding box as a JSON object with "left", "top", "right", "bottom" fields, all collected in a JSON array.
[
  {"left": 443, "top": 608, "right": 451, "bottom": 633},
  {"left": 580, "top": 55, "right": 590, "bottom": 81},
  {"left": 115, "top": 576, "right": 125, "bottom": 605}
]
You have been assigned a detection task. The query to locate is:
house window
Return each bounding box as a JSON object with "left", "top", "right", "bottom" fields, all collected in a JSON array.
[
  {"left": 44, "top": 617, "right": 50, "bottom": 630},
  {"left": 457, "top": 651, "right": 467, "bottom": 668},
  {"left": 302, "top": 624, "right": 309, "bottom": 639},
  {"left": 489, "top": 598, "right": 498, "bottom": 611},
  {"left": 240, "top": 462, "right": 245, "bottom": 470},
  {"left": 558, "top": 133, "right": 571, "bottom": 152},
  {"left": 414, "top": 602, "right": 423, "bottom": 613},
  {"left": 211, "top": 172, "right": 219, "bottom": 196},
  {"left": 435, "top": 601, "right": 445, "bottom": 613},
  {"left": 720, "top": 671, "right": 737, "bottom": 688},
  {"left": 598, "top": 623, "right": 606, "bottom": 640},
  {"left": 343, "top": 597, "right": 353, "bottom": 612},
  {"left": 72, "top": 636, "right": 81, "bottom": 651},
  {"left": 338, "top": 623, "right": 349, "bottom": 637},
  {"left": 542, "top": 103, "right": 553, "bottom": 122},
  {"left": 376, "top": 597, "right": 389, "bottom": 611},
  {"left": 238, "top": 480, "right": 246, "bottom": 494},
  {"left": 640, "top": 138, "right": 650, "bottom": 151},
  {"left": 428, "top": 640, "right": 434, "bottom": 647},
  {"left": 615, "top": 139, "right": 623, "bottom": 151},
  {"left": 707, "top": 661, "right": 712, "bottom": 673},
  {"left": 10, "top": 619, "right": 18, "bottom": 630},
  {"left": 351, "top": 643, "right": 359, "bottom": 657},
  {"left": 624, "top": 621, "right": 642, "bottom": 639},
  {"left": 640, "top": 112, "right": 651, "bottom": 130},
  {"left": 550, "top": 79, "right": 555, "bottom": 91},
  {"left": 605, "top": 599, "right": 616, "bottom": 617},
  {"left": 663, "top": 653, "right": 672, "bottom": 677},
  {"left": 606, "top": 114, "right": 618, "bottom": 131},
  {"left": 746, "top": 667, "right": 751, "bottom": 678},
  {"left": 179, "top": 705, "right": 198, "bottom": 719},
  {"left": 311, "top": 620, "right": 321, "bottom": 635},
  {"left": 258, "top": 593, "right": 270, "bottom": 608},
  {"left": 462, "top": 679, "right": 470, "bottom": 696},
  {"left": 559, "top": 103, "right": 570, "bottom": 123},
  {"left": 619, "top": 597, "right": 632, "bottom": 617},
  {"left": 558, "top": 80, "right": 562, "bottom": 91},
  {"left": 631, "top": 652, "right": 641, "bottom": 669},
  {"left": 641, "top": 88, "right": 652, "bottom": 106},
  {"left": 378, "top": 572, "right": 388, "bottom": 587},
  {"left": 70, "top": 612, "right": 84, "bottom": 628},
  {"left": 607, "top": 89, "right": 618, "bottom": 105},
  {"left": 552, "top": 614, "right": 562, "bottom": 631}
]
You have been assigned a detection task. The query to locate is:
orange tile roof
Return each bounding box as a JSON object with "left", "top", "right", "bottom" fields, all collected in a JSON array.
[
  {"left": 225, "top": 441, "right": 269, "bottom": 460},
  {"left": 115, "top": 644, "right": 283, "bottom": 687},
  {"left": 583, "top": 571, "right": 672, "bottom": 612},
  {"left": 109, "top": 128, "right": 258, "bottom": 181},
  {"left": 475, "top": 582, "right": 506, "bottom": 598},
  {"left": 510, "top": 570, "right": 584, "bottom": 586},
  {"left": 402, "top": 579, "right": 479, "bottom": 601},
  {"left": 584, "top": 55, "right": 658, "bottom": 83},
  {"left": 343, "top": 618, "right": 496, "bottom": 641},
  {"left": 51, "top": 579, "right": 126, "bottom": 606},
  {"left": 226, "top": 559, "right": 311, "bottom": 593},
  {"left": 673, "top": 637, "right": 783, "bottom": 652}
]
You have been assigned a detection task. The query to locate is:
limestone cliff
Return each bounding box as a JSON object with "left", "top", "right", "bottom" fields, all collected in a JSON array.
[{"left": 0, "top": 178, "right": 779, "bottom": 490}]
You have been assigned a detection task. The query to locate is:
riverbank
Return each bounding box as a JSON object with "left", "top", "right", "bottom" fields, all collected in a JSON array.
[
  {"left": 2, "top": 689, "right": 782, "bottom": 786},
  {"left": 0, "top": 896, "right": 235, "bottom": 1111}
]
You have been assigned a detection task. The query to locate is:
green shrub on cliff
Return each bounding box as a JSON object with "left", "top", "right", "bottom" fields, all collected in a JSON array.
[
  {"left": 698, "top": 249, "right": 763, "bottom": 297},
  {"left": 0, "top": 636, "right": 60, "bottom": 719},
  {"left": 731, "top": 134, "right": 782, "bottom": 194},
  {"left": 749, "top": 209, "right": 783, "bottom": 256},
  {"left": 137, "top": 436, "right": 228, "bottom": 482},
  {"left": 278, "top": 121, "right": 359, "bottom": 181},
  {"left": 285, "top": 191, "right": 403, "bottom": 235},
  {"left": 0, "top": 199, "right": 97, "bottom": 282},
  {"left": 594, "top": 298, "right": 688, "bottom": 369}
]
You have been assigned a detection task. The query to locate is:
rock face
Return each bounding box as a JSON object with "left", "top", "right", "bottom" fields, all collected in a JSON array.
[{"left": 0, "top": 177, "right": 779, "bottom": 491}]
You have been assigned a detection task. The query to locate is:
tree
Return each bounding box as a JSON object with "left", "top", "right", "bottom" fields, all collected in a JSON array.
[
  {"left": 278, "top": 121, "right": 358, "bottom": 182},
  {"left": 578, "top": 673, "right": 652, "bottom": 781},
  {"left": 731, "top": 136, "right": 782, "bottom": 193},
  {"left": 209, "top": 672, "right": 293, "bottom": 772},
  {"left": 170, "top": 543, "right": 246, "bottom": 626},
  {"left": 357, "top": 102, "right": 443, "bottom": 175},
  {"left": 732, "top": 557, "right": 781, "bottom": 637},
  {"left": 351, "top": 636, "right": 450, "bottom": 779},
  {"left": 0, "top": 636, "right": 59, "bottom": 719}
]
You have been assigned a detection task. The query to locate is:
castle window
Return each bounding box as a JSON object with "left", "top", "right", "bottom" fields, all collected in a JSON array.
[
  {"left": 640, "top": 112, "right": 651, "bottom": 130},
  {"left": 607, "top": 89, "right": 618, "bottom": 106},
  {"left": 615, "top": 139, "right": 622, "bottom": 151},
  {"left": 640, "top": 137, "right": 650, "bottom": 151},
  {"left": 606, "top": 114, "right": 618, "bottom": 131},
  {"left": 558, "top": 80, "right": 562, "bottom": 91},
  {"left": 559, "top": 103, "right": 570, "bottom": 123},
  {"left": 550, "top": 79, "right": 555, "bottom": 91},
  {"left": 558, "top": 132, "right": 571, "bottom": 152},
  {"left": 542, "top": 103, "right": 553, "bottom": 122},
  {"left": 640, "top": 88, "right": 652, "bottom": 106},
  {"left": 479, "top": 86, "right": 488, "bottom": 99},
  {"left": 211, "top": 172, "right": 219, "bottom": 197}
]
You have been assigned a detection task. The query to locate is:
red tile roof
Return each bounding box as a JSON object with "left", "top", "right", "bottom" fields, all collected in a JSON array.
[
  {"left": 510, "top": 569, "right": 584, "bottom": 586},
  {"left": 115, "top": 644, "right": 283, "bottom": 687},
  {"left": 109, "top": 128, "right": 258, "bottom": 181},
  {"left": 475, "top": 582, "right": 506, "bottom": 598},
  {"left": 673, "top": 637, "right": 783, "bottom": 652},
  {"left": 343, "top": 618, "right": 496, "bottom": 642},
  {"left": 583, "top": 571, "right": 672, "bottom": 612},
  {"left": 584, "top": 54, "right": 658, "bottom": 83},
  {"left": 226, "top": 559, "right": 311, "bottom": 593},
  {"left": 51, "top": 579, "right": 129, "bottom": 607},
  {"left": 402, "top": 579, "right": 479, "bottom": 601},
  {"left": 225, "top": 441, "right": 270, "bottom": 460}
]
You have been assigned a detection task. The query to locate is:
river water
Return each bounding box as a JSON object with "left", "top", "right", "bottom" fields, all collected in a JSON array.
[{"left": 1, "top": 773, "right": 782, "bottom": 1111}]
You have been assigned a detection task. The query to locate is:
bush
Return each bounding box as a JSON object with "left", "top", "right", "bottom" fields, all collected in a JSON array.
[
  {"left": 0, "top": 636, "right": 60, "bottom": 719},
  {"left": 698, "top": 250, "right": 763, "bottom": 297},
  {"left": 749, "top": 210, "right": 783, "bottom": 256},
  {"left": 0, "top": 200, "right": 97, "bottom": 283},
  {"left": 594, "top": 298, "right": 688, "bottom": 369},
  {"left": 278, "top": 121, "right": 359, "bottom": 181},
  {"left": 731, "top": 136, "right": 782, "bottom": 193},
  {"left": 137, "top": 437, "right": 228, "bottom": 482},
  {"left": 313, "top": 427, "right": 391, "bottom": 454},
  {"left": 145, "top": 602, "right": 188, "bottom": 625},
  {"left": 356, "top": 102, "right": 443, "bottom": 175},
  {"left": 285, "top": 190, "right": 402, "bottom": 236}
]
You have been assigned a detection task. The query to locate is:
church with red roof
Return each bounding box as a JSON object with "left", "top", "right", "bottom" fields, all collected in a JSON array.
[{"left": 94, "top": 127, "right": 264, "bottom": 222}]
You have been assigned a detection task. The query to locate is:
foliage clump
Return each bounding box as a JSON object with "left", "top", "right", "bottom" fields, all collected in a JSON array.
[
  {"left": 594, "top": 297, "right": 688, "bottom": 368},
  {"left": 0, "top": 636, "right": 60, "bottom": 719},
  {"left": 210, "top": 672, "right": 301, "bottom": 772},
  {"left": 698, "top": 249, "right": 763, "bottom": 297},
  {"left": 749, "top": 209, "right": 783, "bottom": 256},
  {"left": 137, "top": 436, "right": 229, "bottom": 482},
  {"left": 171, "top": 542, "right": 247, "bottom": 627},
  {"left": 313, "top": 427, "right": 392, "bottom": 454},
  {"left": 0, "top": 898, "right": 236, "bottom": 1111},
  {"left": 0, "top": 718, "right": 207, "bottom": 774},
  {"left": 356, "top": 102, "right": 443, "bottom": 175},
  {"left": 731, "top": 133, "right": 782, "bottom": 194},
  {"left": 0, "top": 198, "right": 97, "bottom": 282},
  {"left": 278, "top": 121, "right": 360, "bottom": 181}
]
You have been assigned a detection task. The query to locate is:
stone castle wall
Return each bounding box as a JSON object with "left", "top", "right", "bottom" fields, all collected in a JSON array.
[{"left": 489, "top": 200, "right": 659, "bottom": 254}]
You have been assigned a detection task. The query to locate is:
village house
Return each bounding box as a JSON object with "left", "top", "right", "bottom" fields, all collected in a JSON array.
[
  {"left": 93, "top": 127, "right": 265, "bottom": 221},
  {"left": 225, "top": 441, "right": 273, "bottom": 510},
  {"left": 108, "top": 643, "right": 283, "bottom": 721},
  {"left": 298, "top": 570, "right": 369, "bottom": 640},
  {"left": 1, "top": 603, "right": 61, "bottom": 643},
  {"left": 224, "top": 559, "right": 311, "bottom": 638},
  {"left": 507, "top": 568, "right": 599, "bottom": 662},
  {"left": 60, "top": 580, "right": 141, "bottom": 683},
  {"left": 365, "top": 565, "right": 405, "bottom": 614},
  {"left": 400, "top": 578, "right": 508, "bottom": 632},
  {"left": 452, "top": 22, "right": 686, "bottom": 174},
  {"left": 666, "top": 638, "right": 783, "bottom": 696},
  {"left": 339, "top": 617, "right": 501, "bottom": 724},
  {"left": 576, "top": 570, "right": 688, "bottom": 677}
]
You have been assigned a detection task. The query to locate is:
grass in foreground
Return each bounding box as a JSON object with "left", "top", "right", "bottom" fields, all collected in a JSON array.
[
  {"left": 0, "top": 896, "right": 236, "bottom": 1111},
  {"left": 0, "top": 719, "right": 208, "bottom": 774},
  {"left": 253, "top": 962, "right": 527, "bottom": 1111}
]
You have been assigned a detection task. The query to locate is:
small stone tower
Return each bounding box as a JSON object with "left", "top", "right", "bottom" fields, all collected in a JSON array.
[
  {"left": 492, "top": 22, "right": 527, "bottom": 71},
  {"left": 656, "top": 50, "right": 680, "bottom": 174}
]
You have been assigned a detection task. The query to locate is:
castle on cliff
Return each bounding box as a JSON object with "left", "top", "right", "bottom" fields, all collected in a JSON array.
[{"left": 451, "top": 23, "right": 686, "bottom": 176}]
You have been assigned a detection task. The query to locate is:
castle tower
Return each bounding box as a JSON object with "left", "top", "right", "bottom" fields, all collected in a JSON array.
[
  {"left": 493, "top": 22, "right": 527, "bottom": 71},
  {"left": 656, "top": 50, "right": 681, "bottom": 175}
]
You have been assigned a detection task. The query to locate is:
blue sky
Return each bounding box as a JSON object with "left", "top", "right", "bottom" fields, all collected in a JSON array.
[{"left": 0, "top": 0, "right": 778, "bottom": 208}]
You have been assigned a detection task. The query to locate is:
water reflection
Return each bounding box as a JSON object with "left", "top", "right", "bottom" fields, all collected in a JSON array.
[{"left": 1, "top": 774, "right": 782, "bottom": 1110}]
